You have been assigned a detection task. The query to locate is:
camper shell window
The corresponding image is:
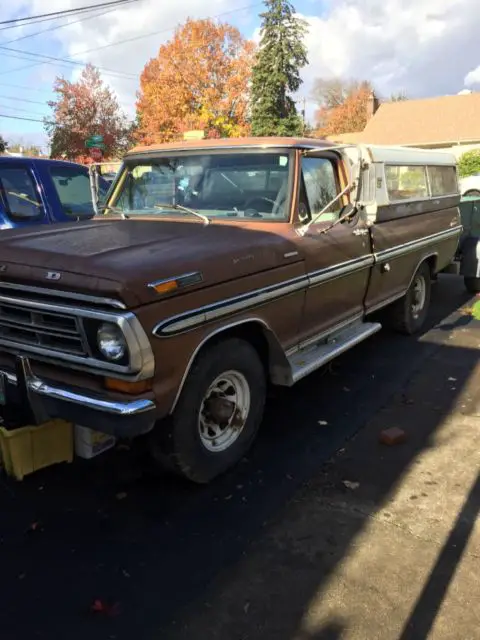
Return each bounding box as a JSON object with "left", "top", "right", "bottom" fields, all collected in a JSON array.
[
  {"left": 385, "top": 163, "right": 458, "bottom": 202},
  {"left": 427, "top": 165, "right": 458, "bottom": 197}
]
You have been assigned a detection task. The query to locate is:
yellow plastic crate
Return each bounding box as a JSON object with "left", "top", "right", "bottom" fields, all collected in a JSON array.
[{"left": 0, "top": 419, "right": 74, "bottom": 481}]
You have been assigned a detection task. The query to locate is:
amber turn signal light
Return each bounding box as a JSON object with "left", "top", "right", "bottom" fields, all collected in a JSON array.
[{"left": 104, "top": 378, "right": 152, "bottom": 394}]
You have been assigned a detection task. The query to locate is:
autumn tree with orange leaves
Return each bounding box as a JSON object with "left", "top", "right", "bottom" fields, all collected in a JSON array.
[
  {"left": 136, "top": 19, "right": 256, "bottom": 143},
  {"left": 46, "top": 64, "right": 134, "bottom": 162},
  {"left": 313, "top": 79, "right": 376, "bottom": 136}
]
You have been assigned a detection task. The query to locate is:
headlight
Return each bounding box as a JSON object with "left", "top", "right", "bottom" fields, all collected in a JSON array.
[{"left": 96, "top": 322, "right": 127, "bottom": 361}]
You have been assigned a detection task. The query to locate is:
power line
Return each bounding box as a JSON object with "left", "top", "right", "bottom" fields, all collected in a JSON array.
[
  {"left": 0, "top": 0, "right": 140, "bottom": 27},
  {"left": 0, "top": 103, "right": 48, "bottom": 118},
  {"left": 70, "top": 3, "right": 262, "bottom": 57},
  {"left": 0, "top": 94, "right": 45, "bottom": 105},
  {"left": 0, "top": 91, "right": 132, "bottom": 111},
  {"left": 0, "top": 3, "right": 260, "bottom": 80},
  {"left": 0, "top": 4, "right": 132, "bottom": 46},
  {"left": 0, "top": 81, "right": 51, "bottom": 93},
  {"left": 0, "top": 113, "right": 51, "bottom": 124},
  {"left": 0, "top": 45, "right": 137, "bottom": 80}
]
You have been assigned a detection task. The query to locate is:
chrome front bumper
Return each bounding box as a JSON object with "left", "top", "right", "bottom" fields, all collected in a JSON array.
[{"left": 0, "top": 356, "right": 156, "bottom": 437}]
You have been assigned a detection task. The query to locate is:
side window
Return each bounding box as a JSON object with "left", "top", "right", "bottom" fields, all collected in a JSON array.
[
  {"left": 49, "top": 165, "right": 98, "bottom": 217},
  {"left": 300, "top": 157, "right": 340, "bottom": 222},
  {"left": 385, "top": 165, "right": 428, "bottom": 201},
  {"left": 0, "top": 166, "right": 43, "bottom": 219},
  {"left": 427, "top": 165, "right": 458, "bottom": 196}
]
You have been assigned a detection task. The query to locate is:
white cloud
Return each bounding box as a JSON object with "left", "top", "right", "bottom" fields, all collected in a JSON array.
[
  {"left": 11, "top": 0, "right": 253, "bottom": 119},
  {"left": 1, "top": 0, "right": 480, "bottom": 130},
  {"left": 299, "top": 0, "right": 480, "bottom": 104},
  {"left": 464, "top": 65, "right": 480, "bottom": 87}
]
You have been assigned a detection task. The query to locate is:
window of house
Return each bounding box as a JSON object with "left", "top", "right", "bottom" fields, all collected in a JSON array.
[
  {"left": 385, "top": 165, "right": 428, "bottom": 201},
  {"left": 300, "top": 157, "right": 340, "bottom": 222},
  {"left": 427, "top": 165, "right": 458, "bottom": 196},
  {"left": 0, "top": 166, "right": 43, "bottom": 219}
]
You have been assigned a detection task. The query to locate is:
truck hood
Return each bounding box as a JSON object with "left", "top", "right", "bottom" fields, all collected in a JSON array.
[{"left": 0, "top": 218, "right": 303, "bottom": 307}]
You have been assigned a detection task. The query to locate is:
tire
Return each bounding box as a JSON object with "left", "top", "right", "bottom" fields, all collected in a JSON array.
[
  {"left": 464, "top": 276, "right": 480, "bottom": 294},
  {"left": 388, "top": 262, "right": 431, "bottom": 335},
  {"left": 149, "top": 338, "right": 266, "bottom": 484}
]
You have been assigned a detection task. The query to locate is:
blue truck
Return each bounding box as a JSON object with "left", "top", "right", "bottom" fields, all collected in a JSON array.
[{"left": 0, "top": 156, "right": 109, "bottom": 230}]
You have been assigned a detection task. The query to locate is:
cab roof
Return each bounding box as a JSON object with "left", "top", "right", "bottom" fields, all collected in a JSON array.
[{"left": 127, "top": 137, "right": 335, "bottom": 156}]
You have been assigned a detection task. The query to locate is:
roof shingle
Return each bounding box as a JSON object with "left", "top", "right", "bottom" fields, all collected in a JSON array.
[{"left": 357, "top": 93, "right": 480, "bottom": 146}]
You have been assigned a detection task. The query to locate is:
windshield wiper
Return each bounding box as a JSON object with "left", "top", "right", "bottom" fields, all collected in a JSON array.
[
  {"left": 97, "top": 205, "right": 129, "bottom": 219},
  {"left": 154, "top": 202, "right": 209, "bottom": 225}
]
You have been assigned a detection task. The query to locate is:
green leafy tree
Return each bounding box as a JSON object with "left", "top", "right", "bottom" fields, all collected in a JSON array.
[
  {"left": 0, "top": 135, "right": 7, "bottom": 153},
  {"left": 390, "top": 91, "right": 408, "bottom": 102},
  {"left": 458, "top": 149, "right": 480, "bottom": 178},
  {"left": 250, "top": 0, "right": 308, "bottom": 136}
]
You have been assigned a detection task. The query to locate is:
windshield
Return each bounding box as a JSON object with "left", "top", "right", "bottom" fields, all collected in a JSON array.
[
  {"left": 108, "top": 151, "right": 292, "bottom": 221},
  {"left": 50, "top": 165, "right": 109, "bottom": 217}
]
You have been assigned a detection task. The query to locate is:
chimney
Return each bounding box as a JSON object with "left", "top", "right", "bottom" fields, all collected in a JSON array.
[{"left": 366, "top": 90, "right": 379, "bottom": 119}]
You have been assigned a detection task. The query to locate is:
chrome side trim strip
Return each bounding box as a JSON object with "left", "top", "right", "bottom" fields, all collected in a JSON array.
[
  {"left": 154, "top": 275, "right": 308, "bottom": 336},
  {"left": 154, "top": 255, "right": 374, "bottom": 336},
  {"left": 0, "top": 281, "right": 126, "bottom": 309},
  {"left": 154, "top": 226, "right": 462, "bottom": 338},
  {"left": 374, "top": 225, "right": 462, "bottom": 263},
  {"left": 1, "top": 367, "right": 155, "bottom": 416},
  {"left": 154, "top": 227, "right": 460, "bottom": 337},
  {"left": 308, "top": 256, "right": 374, "bottom": 287}
]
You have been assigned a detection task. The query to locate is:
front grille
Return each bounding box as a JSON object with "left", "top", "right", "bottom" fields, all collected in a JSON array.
[{"left": 0, "top": 301, "right": 88, "bottom": 356}]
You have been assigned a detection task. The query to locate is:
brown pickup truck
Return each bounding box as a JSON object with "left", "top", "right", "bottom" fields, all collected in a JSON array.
[{"left": 0, "top": 138, "right": 462, "bottom": 482}]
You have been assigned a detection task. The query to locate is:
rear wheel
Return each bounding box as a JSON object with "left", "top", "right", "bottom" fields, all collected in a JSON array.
[
  {"left": 388, "top": 262, "right": 431, "bottom": 335},
  {"left": 149, "top": 338, "right": 266, "bottom": 484},
  {"left": 464, "top": 276, "right": 480, "bottom": 294}
]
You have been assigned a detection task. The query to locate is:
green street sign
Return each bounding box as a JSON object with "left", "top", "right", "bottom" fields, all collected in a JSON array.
[{"left": 85, "top": 140, "right": 105, "bottom": 149}]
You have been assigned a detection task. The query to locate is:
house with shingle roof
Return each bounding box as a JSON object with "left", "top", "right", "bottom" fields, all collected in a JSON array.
[{"left": 325, "top": 92, "right": 480, "bottom": 159}]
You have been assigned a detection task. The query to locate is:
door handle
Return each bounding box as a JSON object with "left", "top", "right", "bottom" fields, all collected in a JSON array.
[{"left": 353, "top": 228, "right": 368, "bottom": 236}]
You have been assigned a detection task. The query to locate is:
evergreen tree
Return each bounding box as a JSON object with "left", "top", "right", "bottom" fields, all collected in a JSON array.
[{"left": 250, "top": 0, "right": 308, "bottom": 136}]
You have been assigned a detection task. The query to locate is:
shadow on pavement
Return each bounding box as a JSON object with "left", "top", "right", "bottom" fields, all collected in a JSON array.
[
  {"left": 0, "top": 275, "right": 475, "bottom": 640},
  {"left": 398, "top": 472, "right": 480, "bottom": 640}
]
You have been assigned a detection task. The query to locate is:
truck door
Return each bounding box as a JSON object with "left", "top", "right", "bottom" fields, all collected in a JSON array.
[{"left": 294, "top": 152, "right": 374, "bottom": 345}]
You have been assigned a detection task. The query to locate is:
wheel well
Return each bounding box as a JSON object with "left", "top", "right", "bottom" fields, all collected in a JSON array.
[
  {"left": 191, "top": 321, "right": 290, "bottom": 385},
  {"left": 424, "top": 254, "right": 438, "bottom": 279},
  {"left": 207, "top": 322, "right": 269, "bottom": 363}
]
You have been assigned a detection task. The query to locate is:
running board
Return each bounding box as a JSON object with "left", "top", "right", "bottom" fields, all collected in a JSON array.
[{"left": 288, "top": 321, "right": 382, "bottom": 384}]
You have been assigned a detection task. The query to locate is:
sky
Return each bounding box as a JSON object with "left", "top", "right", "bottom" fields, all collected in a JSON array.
[{"left": 1, "top": 0, "right": 480, "bottom": 151}]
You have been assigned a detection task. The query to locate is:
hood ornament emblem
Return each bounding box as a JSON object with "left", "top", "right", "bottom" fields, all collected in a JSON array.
[{"left": 45, "top": 271, "right": 61, "bottom": 281}]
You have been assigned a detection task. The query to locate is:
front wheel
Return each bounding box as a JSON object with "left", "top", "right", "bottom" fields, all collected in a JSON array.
[
  {"left": 149, "top": 338, "right": 266, "bottom": 484},
  {"left": 388, "top": 262, "right": 432, "bottom": 335},
  {"left": 464, "top": 276, "right": 480, "bottom": 294}
]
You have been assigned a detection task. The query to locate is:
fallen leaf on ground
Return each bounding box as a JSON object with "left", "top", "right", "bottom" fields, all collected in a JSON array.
[
  {"left": 318, "top": 420, "right": 328, "bottom": 426},
  {"left": 115, "top": 492, "right": 127, "bottom": 501},
  {"left": 91, "top": 599, "right": 121, "bottom": 617},
  {"left": 343, "top": 480, "right": 360, "bottom": 490}
]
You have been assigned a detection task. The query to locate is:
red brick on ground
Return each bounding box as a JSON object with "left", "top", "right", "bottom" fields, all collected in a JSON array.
[{"left": 379, "top": 426, "right": 407, "bottom": 445}]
